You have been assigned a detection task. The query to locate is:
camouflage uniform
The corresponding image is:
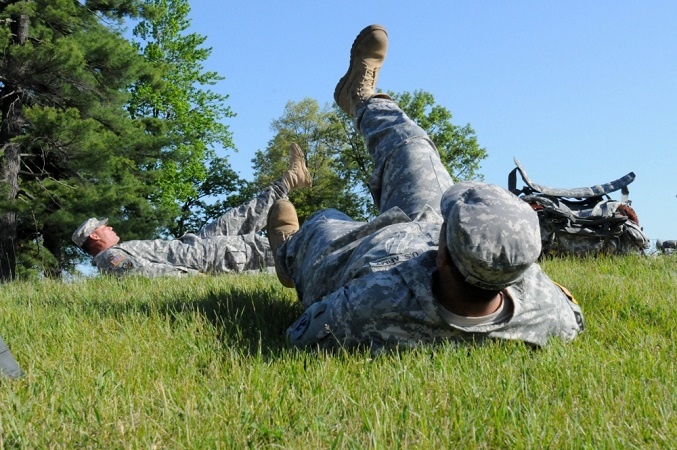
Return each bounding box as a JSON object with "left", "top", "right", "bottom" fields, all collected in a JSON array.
[
  {"left": 279, "top": 98, "right": 584, "bottom": 350},
  {"left": 93, "top": 183, "right": 287, "bottom": 277},
  {"left": 0, "top": 334, "right": 23, "bottom": 379}
]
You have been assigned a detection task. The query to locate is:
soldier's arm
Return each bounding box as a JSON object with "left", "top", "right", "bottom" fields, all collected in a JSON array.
[
  {"left": 286, "top": 270, "right": 410, "bottom": 349},
  {"left": 96, "top": 251, "right": 198, "bottom": 278}
]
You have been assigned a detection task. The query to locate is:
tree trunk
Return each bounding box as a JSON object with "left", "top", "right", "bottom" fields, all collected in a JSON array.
[
  {"left": 41, "top": 222, "right": 64, "bottom": 279},
  {"left": 0, "top": 12, "right": 29, "bottom": 282},
  {"left": 0, "top": 141, "right": 20, "bottom": 281}
]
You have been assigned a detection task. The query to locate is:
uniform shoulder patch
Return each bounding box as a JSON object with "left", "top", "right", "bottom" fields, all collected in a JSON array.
[
  {"left": 106, "top": 253, "right": 136, "bottom": 277},
  {"left": 110, "top": 254, "right": 126, "bottom": 267}
]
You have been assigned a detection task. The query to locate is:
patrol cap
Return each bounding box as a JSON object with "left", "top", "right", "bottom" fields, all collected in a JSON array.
[
  {"left": 72, "top": 217, "right": 108, "bottom": 247},
  {"left": 440, "top": 182, "right": 541, "bottom": 290}
]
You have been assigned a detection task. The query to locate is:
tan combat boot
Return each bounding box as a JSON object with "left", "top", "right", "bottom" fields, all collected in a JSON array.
[
  {"left": 267, "top": 199, "right": 299, "bottom": 288},
  {"left": 334, "top": 24, "right": 389, "bottom": 116},
  {"left": 281, "top": 143, "right": 312, "bottom": 193}
]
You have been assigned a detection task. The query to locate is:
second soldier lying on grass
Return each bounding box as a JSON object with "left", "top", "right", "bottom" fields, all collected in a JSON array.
[{"left": 72, "top": 144, "right": 311, "bottom": 278}]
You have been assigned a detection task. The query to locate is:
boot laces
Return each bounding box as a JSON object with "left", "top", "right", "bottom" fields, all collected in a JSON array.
[{"left": 358, "top": 67, "right": 378, "bottom": 100}]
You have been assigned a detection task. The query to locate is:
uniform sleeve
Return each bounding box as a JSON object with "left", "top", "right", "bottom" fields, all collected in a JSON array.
[
  {"left": 286, "top": 270, "right": 423, "bottom": 350},
  {"left": 497, "top": 267, "right": 585, "bottom": 346},
  {"left": 95, "top": 251, "right": 198, "bottom": 278}
]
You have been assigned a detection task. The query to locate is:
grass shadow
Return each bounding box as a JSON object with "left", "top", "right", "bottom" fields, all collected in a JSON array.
[
  {"left": 162, "top": 283, "right": 304, "bottom": 359},
  {"left": 16, "top": 275, "right": 305, "bottom": 361}
]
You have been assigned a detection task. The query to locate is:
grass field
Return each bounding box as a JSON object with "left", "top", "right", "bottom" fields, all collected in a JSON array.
[{"left": 1, "top": 255, "right": 675, "bottom": 448}]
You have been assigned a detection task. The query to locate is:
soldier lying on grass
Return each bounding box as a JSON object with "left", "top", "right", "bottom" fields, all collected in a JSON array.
[
  {"left": 266, "top": 24, "right": 585, "bottom": 351},
  {"left": 72, "top": 145, "right": 310, "bottom": 278}
]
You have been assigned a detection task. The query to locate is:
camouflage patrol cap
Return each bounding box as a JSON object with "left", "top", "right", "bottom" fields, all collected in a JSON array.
[
  {"left": 440, "top": 182, "right": 541, "bottom": 290},
  {"left": 72, "top": 217, "right": 108, "bottom": 247}
]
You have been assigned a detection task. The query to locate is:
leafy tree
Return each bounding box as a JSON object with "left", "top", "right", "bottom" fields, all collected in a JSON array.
[
  {"left": 251, "top": 91, "right": 487, "bottom": 222},
  {"left": 333, "top": 90, "right": 486, "bottom": 213},
  {"left": 393, "top": 90, "right": 486, "bottom": 181},
  {"left": 0, "top": 0, "right": 164, "bottom": 280},
  {"left": 250, "top": 98, "right": 367, "bottom": 223},
  {"left": 130, "top": 0, "right": 241, "bottom": 237}
]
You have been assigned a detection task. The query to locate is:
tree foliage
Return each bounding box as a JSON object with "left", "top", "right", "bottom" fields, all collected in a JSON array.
[
  {"left": 251, "top": 92, "right": 487, "bottom": 222},
  {"left": 0, "top": 0, "right": 243, "bottom": 280},
  {"left": 390, "top": 90, "right": 486, "bottom": 181},
  {"left": 0, "top": 0, "right": 165, "bottom": 280},
  {"left": 129, "top": 0, "right": 241, "bottom": 237},
  {"left": 250, "top": 98, "right": 367, "bottom": 223}
]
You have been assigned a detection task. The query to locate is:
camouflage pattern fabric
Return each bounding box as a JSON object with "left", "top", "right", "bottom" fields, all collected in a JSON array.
[
  {"left": 93, "top": 183, "right": 287, "bottom": 277},
  {"left": 440, "top": 181, "right": 542, "bottom": 290},
  {"left": 0, "top": 334, "right": 23, "bottom": 379},
  {"left": 280, "top": 98, "right": 584, "bottom": 351},
  {"left": 523, "top": 195, "right": 650, "bottom": 256},
  {"left": 510, "top": 157, "right": 636, "bottom": 198},
  {"left": 510, "top": 159, "right": 650, "bottom": 257}
]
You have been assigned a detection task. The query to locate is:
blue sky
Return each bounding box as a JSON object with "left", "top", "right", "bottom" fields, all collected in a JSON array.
[{"left": 183, "top": 1, "right": 676, "bottom": 246}]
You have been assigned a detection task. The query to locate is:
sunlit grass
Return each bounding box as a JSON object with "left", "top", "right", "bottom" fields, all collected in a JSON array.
[{"left": 1, "top": 255, "right": 675, "bottom": 448}]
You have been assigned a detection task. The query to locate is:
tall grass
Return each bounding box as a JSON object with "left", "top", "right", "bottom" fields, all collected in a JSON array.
[{"left": 1, "top": 255, "right": 675, "bottom": 448}]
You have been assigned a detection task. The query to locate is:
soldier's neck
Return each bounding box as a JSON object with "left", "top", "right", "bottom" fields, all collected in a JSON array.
[{"left": 432, "top": 271, "right": 503, "bottom": 317}]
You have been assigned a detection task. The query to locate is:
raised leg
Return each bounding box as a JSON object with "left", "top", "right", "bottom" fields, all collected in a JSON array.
[{"left": 358, "top": 98, "right": 454, "bottom": 218}]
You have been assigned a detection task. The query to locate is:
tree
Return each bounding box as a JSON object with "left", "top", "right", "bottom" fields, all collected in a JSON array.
[
  {"left": 250, "top": 98, "right": 367, "bottom": 223},
  {"left": 0, "top": 0, "right": 28, "bottom": 280},
  {"left": 0, "top": 0, "right": 162, "bottom": 280},
  {"left": 333, "top": 90, "right": 486, "bottom": 213},
  {"left": 251, "top": 91, "right": 487, "bottom": 221},
  {"left": 130, "top": 0, "right": 241, "bottom": 237},
  {"left": 391, "top": 90, "right": 486, "bottom": 181}
]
